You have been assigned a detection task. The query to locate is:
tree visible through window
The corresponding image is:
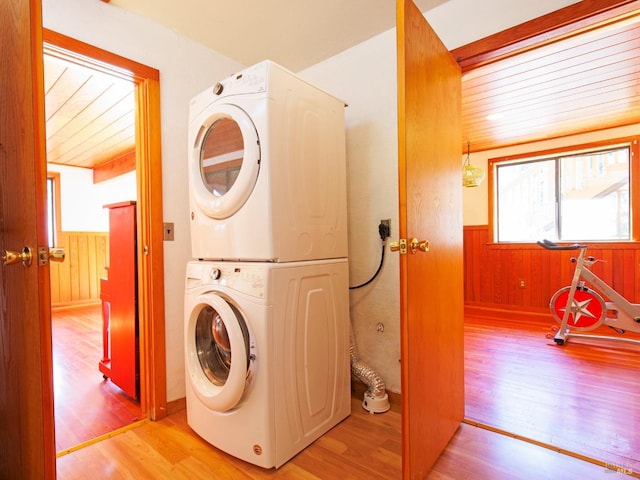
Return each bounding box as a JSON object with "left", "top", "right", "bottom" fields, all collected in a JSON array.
[{"left": 494, "top": 145, "right": 631, "bottom": 242}]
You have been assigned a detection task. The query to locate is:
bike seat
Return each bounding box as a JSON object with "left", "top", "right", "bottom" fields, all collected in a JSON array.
[{"left": 537, "top": 239, "right": 586, "bottom": 250}]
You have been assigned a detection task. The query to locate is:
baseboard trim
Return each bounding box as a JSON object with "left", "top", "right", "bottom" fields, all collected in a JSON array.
[
  {"left": 51, "top": 300, "right": 101, "bottom": 311},
  {"left": 166, "top": 397, "right": 186, "bottom": 416},
  {"left": 465, "top": 303, "right": 552, "bottom": 323}
]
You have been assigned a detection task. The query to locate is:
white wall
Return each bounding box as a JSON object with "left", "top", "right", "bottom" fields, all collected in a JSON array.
[
  {"left": 42, "top": 0, "right": 587, "bottom": 401},
  {"left": 299, "top": 30, "right": 402, "bottom": 391},
  {"left": 47, "top": 164, "right": 136, "bottom": 232},
  {"left": 43, "top": 0, "right": 245, "bottom": 402},
  {"left": 299, "top": 0, "right": 579, "bottom": 393}
]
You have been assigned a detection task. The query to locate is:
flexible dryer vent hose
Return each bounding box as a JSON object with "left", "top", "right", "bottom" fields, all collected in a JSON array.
[{"left": 349, "top": 323, "right": 390, "bottom": 414}]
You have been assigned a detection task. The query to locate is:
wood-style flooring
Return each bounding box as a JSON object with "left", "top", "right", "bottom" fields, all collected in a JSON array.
[
  {"left": 465, "top": 313, "right": 639, "bottom": 475},
  {"left": 55, "top": 313, "right": 639, "bottom": 478},
  {"left": 52, "top": 305, "right": 141, "bottom": 453},
  {"left": 57, "top": 396, "right": 628, "bottom": 480}
]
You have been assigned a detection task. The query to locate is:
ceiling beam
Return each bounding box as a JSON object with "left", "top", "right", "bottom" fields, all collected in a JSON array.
[
  {"left": 451, "top": 0, "right": 639, "bottom": 71},
  {"left": 93, "top": 149, "right": 136, "bottom": 183}
]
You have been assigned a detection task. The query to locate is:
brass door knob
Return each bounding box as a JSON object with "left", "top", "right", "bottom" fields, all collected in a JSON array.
[
  {"left": 389, "top": 238, "right": 429, "bottom": 254},
  {"left": 410, "top": 238, "right": 429, "bottom": 253},
  {"left": 2, "top": 247, "right": 33, "bottom": 267}
]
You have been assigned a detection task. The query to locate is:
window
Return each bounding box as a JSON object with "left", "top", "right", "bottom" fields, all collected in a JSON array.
[
  {"left": 491, "top": 139, "right": 637, "bottom": 243},
  {"left": 47, "top": 173, "right": 61, "bottom": 248}
]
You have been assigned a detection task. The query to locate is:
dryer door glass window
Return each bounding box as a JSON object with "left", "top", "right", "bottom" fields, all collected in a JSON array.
[
  {"left": 191, "top": 104, "right": 260, "bottom": 219},
  {"left": 200, "top": 118, "right": 242, "bottom": 196},
  {"left": 194, "top": 303, "right": 250, "bottom": 386}
]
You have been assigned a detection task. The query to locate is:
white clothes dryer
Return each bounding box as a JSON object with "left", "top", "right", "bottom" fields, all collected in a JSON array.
[
  {"left": 184, "top": 258, "right": 351, "bottom": 469},
  {"left": 188, "top": 60, "right": 348, "bottom": 262}
]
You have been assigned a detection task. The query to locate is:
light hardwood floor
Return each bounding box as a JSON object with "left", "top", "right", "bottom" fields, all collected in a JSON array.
[
  {"left": 465, "top": 313, "right": 639, "bottom": 475},
  {"left": 52, "top": 305, "right": 141, "bottom": 453},
  {"left": 57, "top": 396, "right": 630, "bottom": 480},
  {"left": 55, "top": 314, "right": 639, "bottom": 478}
]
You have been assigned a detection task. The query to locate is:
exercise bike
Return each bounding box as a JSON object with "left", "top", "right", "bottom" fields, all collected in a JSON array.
[{"left": 538, "top": 239, "right": 640, "bottom": 346}]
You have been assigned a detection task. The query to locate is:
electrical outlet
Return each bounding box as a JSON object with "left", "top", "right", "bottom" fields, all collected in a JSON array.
[
  {"left": 380, "top": 219, "right": 391, "bottom": 239},
  {"left": 519, "top": 279, "right": 526, "bottom": 288}
]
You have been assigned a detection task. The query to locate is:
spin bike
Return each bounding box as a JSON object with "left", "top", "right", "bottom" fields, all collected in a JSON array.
[{"left": 538, "top": 239, "right": 640, "bottom": 346}]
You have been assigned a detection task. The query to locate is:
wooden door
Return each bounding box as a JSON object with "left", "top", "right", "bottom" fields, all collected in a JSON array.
[
  {"left": 396, "top": 1, "right": 464, "bottom": 478},
  {"left": 0, "top": 0, "right": 57, "bottom": 478}
]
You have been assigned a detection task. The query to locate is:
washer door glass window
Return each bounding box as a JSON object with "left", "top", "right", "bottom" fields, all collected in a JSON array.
[
  {"left": 195, "top": 302, "right": 249, "bottom": 386},
  {"left": 191, "top": 104, "right": 260, "bottom": 219},
  {"left": 188, "top": 294, "right": 252, "bottom": 411}
]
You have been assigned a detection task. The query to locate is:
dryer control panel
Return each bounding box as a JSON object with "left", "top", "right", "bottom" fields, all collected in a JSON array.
[{"left": 213, "top": 62, "right": 268, "bottom": 98}]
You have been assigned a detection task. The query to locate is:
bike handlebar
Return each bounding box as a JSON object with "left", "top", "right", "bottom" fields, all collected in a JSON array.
[{"left": 537, "top": 239, "right": 587, "bottom": 250}]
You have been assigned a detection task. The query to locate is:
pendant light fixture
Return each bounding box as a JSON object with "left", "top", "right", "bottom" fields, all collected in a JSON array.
[{"left": 462, "top": 141, "right": 485, "bottom": 187}]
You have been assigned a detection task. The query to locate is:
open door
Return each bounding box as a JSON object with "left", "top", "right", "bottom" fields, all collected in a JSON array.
[
  {"left": 42, "top": 29, "right": 168, "bottom": 423},
  {"left": 396, "top": 0, "right": 464, "bottom": 478},
  {"left": 0, "top": 0, "right": 56, "bottom": 478}
]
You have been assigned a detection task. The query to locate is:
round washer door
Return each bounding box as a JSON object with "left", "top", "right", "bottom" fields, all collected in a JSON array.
[
  {"left": 186, "top": 293, "right": 252, "bottom": 411},
  {"left": 190, "top": 103, "right": 260, "bottom": 220}
]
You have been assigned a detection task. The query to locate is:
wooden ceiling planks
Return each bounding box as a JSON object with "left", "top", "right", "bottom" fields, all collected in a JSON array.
[
  {"left": 43, "top": 54, "right": 135, "bottom": 170},
  {"left": 460, "top": 3, "right": 640, "bottom": 152},
  {"left": 43, "top": 2, "right": 640, "bottom": 161}
]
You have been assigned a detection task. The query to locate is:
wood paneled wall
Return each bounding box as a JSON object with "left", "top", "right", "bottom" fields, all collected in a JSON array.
[
  {"left": 50, "top": 231, "right": 108, "bottom": 307},
  {"left": 464, "top": 225, "right": 640, "bottom": 314}
]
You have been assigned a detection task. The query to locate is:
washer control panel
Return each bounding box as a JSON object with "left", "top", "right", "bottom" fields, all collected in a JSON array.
[
  {"left": 193, "top": 263, "right": 267, "bottom": 299},
  {"left": 186, "top": 262, "right": 268, "bottom": 298}
]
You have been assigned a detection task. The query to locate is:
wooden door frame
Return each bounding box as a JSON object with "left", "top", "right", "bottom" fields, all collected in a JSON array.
[
  {"left": 42, "top": 29, "right": 167, "bottom": 421},
  {"left": 451, "top": 0, "right": 636, "bottom": 72}
]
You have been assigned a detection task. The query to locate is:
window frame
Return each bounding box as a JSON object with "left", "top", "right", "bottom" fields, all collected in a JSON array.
[
  {"left": 46, "top": 172, "right": 62, "bottom": 248},
  {"left": 488, "top": 136, "right": 640, "bottom": 244}
]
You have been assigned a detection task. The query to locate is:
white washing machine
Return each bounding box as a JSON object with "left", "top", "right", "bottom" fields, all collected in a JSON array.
[
  {"left": 184, "top": 258, "right": 351, "bottom": 468},
  {"left": 188, "top": 60, "right": 348, "bottom": 262}
]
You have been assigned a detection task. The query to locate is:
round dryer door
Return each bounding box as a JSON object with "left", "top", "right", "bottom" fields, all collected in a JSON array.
[
  {"left": 191, "top": 104, "right": 260, "bottom": 219},
  {"left": 186, "top": 293, "right": 253, "bottom": 411}
]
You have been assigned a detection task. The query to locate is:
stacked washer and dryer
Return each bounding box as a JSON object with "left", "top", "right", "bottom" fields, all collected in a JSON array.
[{"left": 184, "top": 61, "right": 351, "bottom": 469}]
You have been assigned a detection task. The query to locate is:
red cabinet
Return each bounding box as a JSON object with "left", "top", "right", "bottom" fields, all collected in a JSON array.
[{"left": 99, "top": 201, "right": 138, "bottom": 399}]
